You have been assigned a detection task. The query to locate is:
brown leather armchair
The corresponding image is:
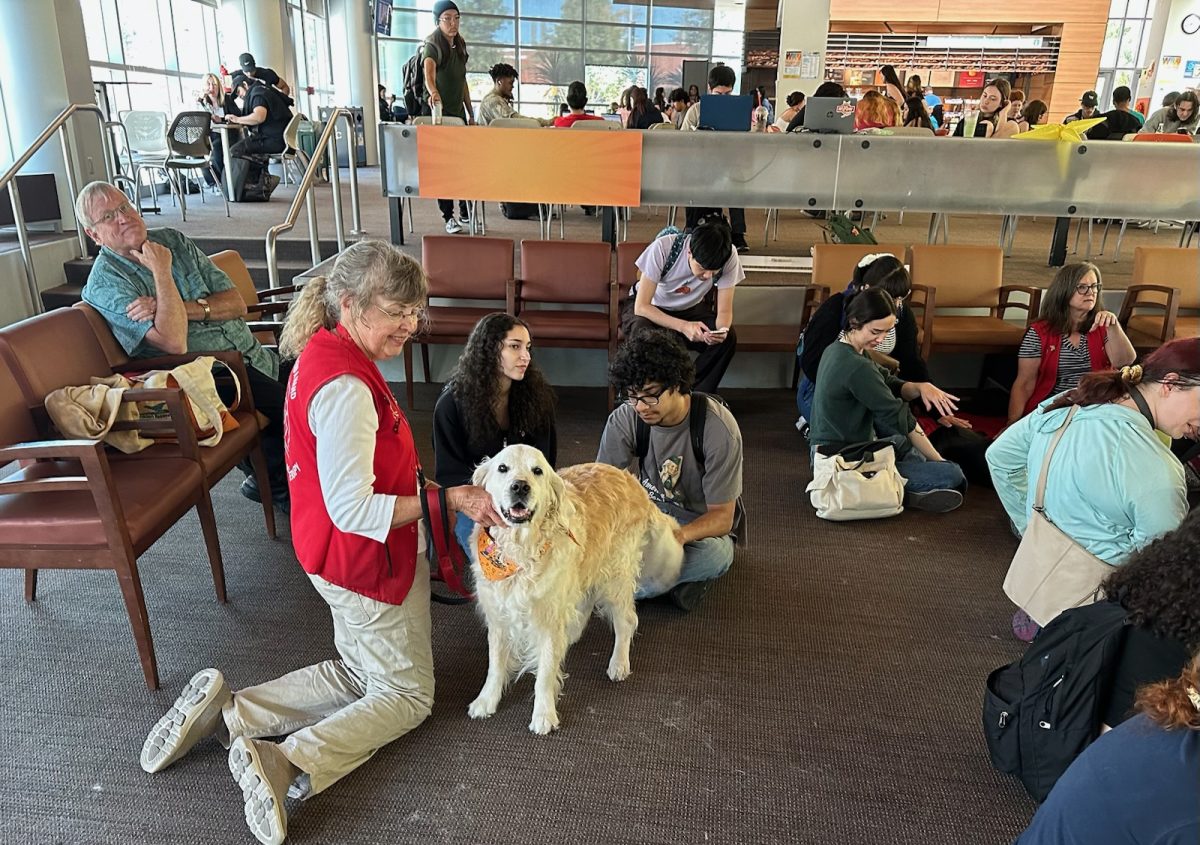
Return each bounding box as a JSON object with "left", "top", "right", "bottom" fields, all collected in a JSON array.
[
  {"left": 406, "top": 235, "right": 516, "bottom": 409},
  {"left": 1119, "top": 247, "right": 1195, "bottom": 351},
  {"left": 210, "top": 249, "right": 300, "bottom": 347},
  {"left": 0, "top": 345, "right": 217, "bottom": 689}
]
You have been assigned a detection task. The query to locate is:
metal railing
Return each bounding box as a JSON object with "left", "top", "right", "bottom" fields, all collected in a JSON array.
[
  {"left": 264, "top": 108, "right": 363, "bottom": 287},
  {"left": 0, "top": 103, "right": 134, "bottom": 315}
]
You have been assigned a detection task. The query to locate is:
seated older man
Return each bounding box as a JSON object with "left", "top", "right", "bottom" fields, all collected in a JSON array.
[{"left": 76, "top": 180, "right": 289, "bottom": 511}]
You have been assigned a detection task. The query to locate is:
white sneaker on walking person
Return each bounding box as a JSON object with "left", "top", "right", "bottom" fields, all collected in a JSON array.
[{"left": 444, "top": 218, "right": 463, "bottom": 234}]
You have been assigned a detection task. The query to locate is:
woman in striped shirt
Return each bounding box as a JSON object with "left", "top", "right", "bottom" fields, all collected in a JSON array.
[{"left": 1007, "top": 262, "right": 1136, "bottom": 426}]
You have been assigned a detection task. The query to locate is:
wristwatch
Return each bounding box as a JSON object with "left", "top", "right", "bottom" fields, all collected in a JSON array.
[{"left": 197, "top": 298, "right": 211, "bottom": 321}]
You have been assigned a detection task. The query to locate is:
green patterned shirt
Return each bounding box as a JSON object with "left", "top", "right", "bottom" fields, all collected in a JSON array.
[{"left": 81, "top": 227, "right": 278, "bottom": 380}]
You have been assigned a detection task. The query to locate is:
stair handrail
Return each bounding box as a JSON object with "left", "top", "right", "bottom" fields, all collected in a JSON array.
[
  {"left": 1, "top": 103, "right": 127, "bottom": 315},
  {"left": 264, "top": 107, "right": 363, "bottom": 288}
]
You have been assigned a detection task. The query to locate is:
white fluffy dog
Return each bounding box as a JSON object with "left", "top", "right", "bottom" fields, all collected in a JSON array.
[{"left": 467, "top": 444, "right": 685, "bottom": 734}]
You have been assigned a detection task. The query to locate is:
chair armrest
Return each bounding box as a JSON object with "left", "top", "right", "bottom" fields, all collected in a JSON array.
[
  {"left": 996, "top": 285, "right": 1042, "bottom": 327},
  {"left": 0, "top": 439, "right": 107, "bottom": 496},
  {"left": 247, "top": 321, "right": 284, "bottom": 339},
  {"left": 909, "top": 283, "right": 936, "bottom": 361},
  {"left": 800, "top": 284, "right": 831, "bottom": 329},
  {"left": 258, "top": 283, "right": 302, "bottom": 299},
  {"left": 251, "top": 301, "right": 292, "bottom": 317},
  {"left": 116, "top": 386, "right": 202, "bottom": 458},
  {"left": 1118, "top": 284, "right": 1181, "bottom": 326}
]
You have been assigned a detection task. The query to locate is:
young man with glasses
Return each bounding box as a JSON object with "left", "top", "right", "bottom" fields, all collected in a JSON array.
[
  {"left": 77, "top": 180, "right": 291, "bottom": 512},
  {"left": 596, "top": 329, "right": 744, "bottom": 612}
]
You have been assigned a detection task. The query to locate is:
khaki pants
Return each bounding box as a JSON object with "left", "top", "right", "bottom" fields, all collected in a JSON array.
[{"left": 222, "top": 566, "right": 434, "bottom": 797}]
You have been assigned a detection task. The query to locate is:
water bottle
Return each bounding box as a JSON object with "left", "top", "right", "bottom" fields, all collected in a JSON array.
[
  {"left": 753, "top": 103, "right": 769, "bottom": 133},
  {"left": 432, "top": 100, "right": 443, "bottom": 126}
]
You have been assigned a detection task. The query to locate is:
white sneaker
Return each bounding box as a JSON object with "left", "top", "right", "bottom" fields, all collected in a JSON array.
[
  {"left": 140, "top": 668, "right": 231, "bottom": 773},
  {"left": 445, "top": 218, "right": 463, "bottom": 234}
]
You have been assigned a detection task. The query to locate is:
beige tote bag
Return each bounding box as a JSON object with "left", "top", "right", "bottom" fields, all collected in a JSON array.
[
  {"left": 1002, "top": 406, "right": 1113, "bottom": 627},
  {"left": 807, "top": 439, "right": 906, "bottom": 521}
]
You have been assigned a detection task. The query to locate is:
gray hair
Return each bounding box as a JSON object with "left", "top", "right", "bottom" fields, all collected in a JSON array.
[
  {"left": 74, "top": 180, "right": 123, "bottom": 228},
  {"left": 279, "top": 239, "right": 429, "bottom": 359}
]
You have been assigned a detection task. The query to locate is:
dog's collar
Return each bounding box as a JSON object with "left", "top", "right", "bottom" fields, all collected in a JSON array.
[{"left": 477, "top": 527, "right": 581, "bottom": 582}]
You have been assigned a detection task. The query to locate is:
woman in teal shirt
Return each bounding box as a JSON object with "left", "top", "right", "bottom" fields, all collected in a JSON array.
[{"left": 988, "top": 337, "right": 1197, "bottom": 566}]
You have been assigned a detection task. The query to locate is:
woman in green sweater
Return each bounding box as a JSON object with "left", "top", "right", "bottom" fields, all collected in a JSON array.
[{"left": 810, "top": 288, "right": 967, "bottom": 513}]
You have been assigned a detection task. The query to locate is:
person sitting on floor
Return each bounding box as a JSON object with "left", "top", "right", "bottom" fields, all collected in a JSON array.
[
  {"left": 808, "top": 287, "right": 966, "bottom": 513},
  {"left": 797, "top": 253, "right": 966, "bottom": 437},
  {"left": 622, "top": 216, "right": 742, "bottom": 394},
  {"left": 1015, "top": 653, "right": 1200, "bottom": 845},
  {"left": 433, "top": 313, "right": 558, "bottom": 555},
  {"left": 597, "top": 329, "right": 744, "bottom": 613},
  {"left": 76, "top": 180, "right": 290, "bottom": 511},
  {"left": 137, "top": 241, "right": 501, "bottom": 845},
  {"left": 1096, "top": 517, "right": 1200, "bottom": 730},
  {"left": 1007, "top": 262, "right": 1137, "bottom": 427}
]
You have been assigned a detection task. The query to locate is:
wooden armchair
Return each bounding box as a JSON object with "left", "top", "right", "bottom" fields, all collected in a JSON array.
[
  {"left": 1118, "top": 247, "right": 1195, "bottom": 351},
  {"left": 210, "top": 249, "right": 300, "bottom": 346},
  {"left": 910, "top": 245, "right": 1040, "bottom": 354}
]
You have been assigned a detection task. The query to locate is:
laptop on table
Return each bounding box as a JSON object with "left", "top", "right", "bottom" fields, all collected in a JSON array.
[
  {"left": 803, "top": 97, "right": 858, "bottom": 134},
  {"left": 698, "top": 94, "right": 754, "bottom": 131}
]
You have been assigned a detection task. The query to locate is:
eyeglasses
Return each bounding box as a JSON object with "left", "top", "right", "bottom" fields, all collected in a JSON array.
[
  {"left": 625, "top": 389, "right": 664, "bottom": 407},
  {"left": 373, "top": 304, "right": 425, "bottom": 324},
  {"left": 1075, "top": 283, "right": 1101, "bottom": 295},
  {"left": 93, "top": 201, "right": 137, "bottom": 226},
  {"left": 439, "top": 13, "right": 461, "bottom": 22}
]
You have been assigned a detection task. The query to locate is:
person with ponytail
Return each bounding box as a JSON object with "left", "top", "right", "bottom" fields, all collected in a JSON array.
[
  {"left": 1016, "top": 653, "right": 1200, "bottom": 844},
  {"left": 1007, "top": 262, "right": 1137, "bottom": 426},
  {"left": 797, "top": 253, "right": 962, "bottom": 434},
  {"left": 988, "top": 337, "right": 1197, "bottom": 567},
  {"left": 809, "top": 287, "right": 967, "bottom": 513},
  {"left": 624, "top": 216, "right": 744, "bottom": 393},
  {"left": 138, "top": 241, "right": 502, "bottom": 845}
]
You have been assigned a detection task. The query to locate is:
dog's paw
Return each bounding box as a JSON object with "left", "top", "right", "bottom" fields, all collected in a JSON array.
[
  {"left": 528, "top": 710, "right": 560, "bottom": 735},
  {"left": 468, "top": 694, "right": 499, "bottom": 720},
  {"left": 606, "top": 658, "right": 631, "bottom": 682}
]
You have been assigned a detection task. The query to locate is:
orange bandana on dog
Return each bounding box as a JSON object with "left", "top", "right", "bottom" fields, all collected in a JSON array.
[{"left": 476, "top": 529, "right": 582, "bottom": 582}]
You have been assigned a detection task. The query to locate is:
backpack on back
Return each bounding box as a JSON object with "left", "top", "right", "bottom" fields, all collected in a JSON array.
[
  {"left": 653, "top": 225, "right": 723, "bottom": 285},
  {"left": 402, "top": 39, "right": 442, "bottom": 116},
  {"left": 982, "top": 600, "right": 1130, "bottom": 802}
]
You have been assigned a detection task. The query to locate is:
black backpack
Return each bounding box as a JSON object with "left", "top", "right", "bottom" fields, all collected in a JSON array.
[
  {"left": 402, "top": 39, "right": 442, "bottom": 116},
  {"left": 982, "top": 601, "right": 1130, "bottom": 802}
]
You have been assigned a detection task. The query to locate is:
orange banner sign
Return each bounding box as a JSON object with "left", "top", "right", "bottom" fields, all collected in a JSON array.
[{"left": 416, "top": 126, "right": 643, "bottom": 207}]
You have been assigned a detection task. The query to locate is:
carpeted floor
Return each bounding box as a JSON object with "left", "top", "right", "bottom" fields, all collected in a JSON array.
[{"left": 1, "top": 384, "right": 1035, "bottom": 845}]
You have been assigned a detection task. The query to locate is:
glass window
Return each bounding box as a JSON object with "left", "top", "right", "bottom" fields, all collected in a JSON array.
[
  {"left": 81, "top": 0, "right": 112, "bottom": 63},
  {"left": 587, "top": 51, "right": 647, "bottom": 69},
  {"left": 468, "top": 45, "right": 519, "bottom": 71},
  {"left": 585, "top": 23, "right": 646, "bottom": 52},
  {"left": 650, "top": 27, "right": 711, "bottom": 55},
  {"left": 520, "top": 0, "right": 581, "bottom": 20},
  {"left": 1108, "top": 0, "right": 1126, "bottom": 14},
  {"left": 521, "top": 49, "right": 585, "bottom": 85},
  {"left": 713, "top": 6, "right": 743, "bottom": 31},
  {"left": 469, "top": 17, "right": 517, "bottom": 44},
  {"left": 648, "top": 55, "right": 684, "bottom": 92},
  {"left": 1118, "top": 19, "right": 1142, "bottom": 67},
  {"left": 712, "top": 30, "right": 743, "bottom": 58},
  {"left": 586, "top": 0, "right": 645, "bottom": 25},
  {"left": 1100, "top": 19, "right": 1122, "bottom": 67},
  {"left": 519, "top": 20, "right": 582, "bottom": 48},
  {"left": 584, "top": 64, "right": 645, "bottom": 110},
  {"left": 650, "top": 6, "right": 712, "bottom": 29},
  {"left": 116, "top": 0, "right": 167, "bottom": 69},
  {"left": 384, "top": 10, "right": 425, "bottom": 40},
  {"left": 172, "top": 0, "right": 211, "bottom": 74},
  {"left": 1125, "top": 0, "right": 1148, "bottom": 15}
]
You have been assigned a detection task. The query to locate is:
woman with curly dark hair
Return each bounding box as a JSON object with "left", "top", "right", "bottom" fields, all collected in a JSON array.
[
  {"left": 433, "top": 312, "right": 557, "bottom": 553},
  {"left": 1097, "top": 516, "right": 1200, "bottom": 727}
]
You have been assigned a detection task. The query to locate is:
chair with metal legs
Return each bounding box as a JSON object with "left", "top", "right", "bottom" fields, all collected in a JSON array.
[{"left": 165, "top": 111, "right": 231, "bottom": 222}]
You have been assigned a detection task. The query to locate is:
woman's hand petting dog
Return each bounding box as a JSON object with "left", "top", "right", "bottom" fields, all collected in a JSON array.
[{"left": 447, "top": 485, "right": 505, "bottom": 527}]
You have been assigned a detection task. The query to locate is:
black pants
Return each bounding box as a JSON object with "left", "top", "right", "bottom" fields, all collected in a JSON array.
[
  {"left": 229, "top": 134, "right": 285, "bottom": 200},
  {"left": 207, "top": 130, "right": 225, "bottom": 182},
  {"left": 619, "top": 297, "right": 737, "bottom": 394},
  {"left": 439, "top": 198, "right": 470, "bottom": 221},
  {"left": 685, "top": 206, "right": 746, "bottom": 237},
  {"left": 223, "top": 360, "right": 290, "bottom": 489}
]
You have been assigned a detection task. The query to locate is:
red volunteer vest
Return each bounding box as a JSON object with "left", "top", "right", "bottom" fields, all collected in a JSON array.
[
  {"left": 1024, "top": 320, "right": 1111, "bottom": 416},
  {"left": 284, "top": 325, "right": 419, "bottom": 605}
]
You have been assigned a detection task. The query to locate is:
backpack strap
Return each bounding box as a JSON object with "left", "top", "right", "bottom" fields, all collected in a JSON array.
[
  {"left": 635, "top": 416, "right": 650, "bottom": 465},
  {"left": 661, "top": 232, "right": 689, "bottom": 278},
  {"left": 689, "top": 392, "right": 709, "bottom": 476}
]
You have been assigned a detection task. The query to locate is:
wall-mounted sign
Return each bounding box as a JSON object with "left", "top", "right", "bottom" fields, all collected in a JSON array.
[
  {"left": 956, "top": 70, "right": 985, "bottom": 88},
  {"left": 375, "top": 0, "right": 393, "bottom": 36},
  {"left": 783, "top": 51, "right": 803, "bottom": 79}
]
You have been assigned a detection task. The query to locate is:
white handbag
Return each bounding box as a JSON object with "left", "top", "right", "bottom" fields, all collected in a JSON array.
[
  {"left": 1002, "top": 406, "right": 1113, "bottom": 626},
  {"left": 807, "top": 439, "right": 906, "bottom": 521}
]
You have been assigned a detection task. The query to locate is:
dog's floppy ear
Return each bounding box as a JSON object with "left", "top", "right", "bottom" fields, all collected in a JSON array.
[
  {"left": 545, "top": 466, "right": 577, "bottom": 534},
  {"left": 471, "top": 456, "right": 492, "bottom": 487}
]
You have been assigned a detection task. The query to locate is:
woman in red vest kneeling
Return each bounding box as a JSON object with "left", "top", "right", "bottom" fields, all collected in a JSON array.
[
  {"left": 138, "top": 241, "right": 501, "bottom": 845},
  {"left": 1008, "top": 262, "right": 1137, "bottom": 426}
]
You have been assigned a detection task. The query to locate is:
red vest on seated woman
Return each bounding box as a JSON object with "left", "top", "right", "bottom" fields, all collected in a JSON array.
[{"left": 1024, "top": 320, "right": 1111, "bottom": 417}]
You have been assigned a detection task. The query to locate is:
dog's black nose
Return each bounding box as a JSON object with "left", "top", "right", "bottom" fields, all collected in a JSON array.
[{"left": 509, "top": 479, "right": 530, "bottom": 497}]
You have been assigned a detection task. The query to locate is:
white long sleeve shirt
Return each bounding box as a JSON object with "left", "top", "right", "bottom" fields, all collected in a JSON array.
[{"left": 308, "top": 374, "right": 424, "bottom": 555}]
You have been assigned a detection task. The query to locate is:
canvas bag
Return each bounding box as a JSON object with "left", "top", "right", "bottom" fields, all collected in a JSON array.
[
  {"left": 806, "top": 438, "right": 906, "bottom": 521},
  {"left": 44, "top": 374, "right": 153, "bottom": 454},
  {"left": 130, "top": 356, "right": 240, "bottom": 447},
  {"left": 1002, "top": 406, "right": 1112, "bottom": 627}
]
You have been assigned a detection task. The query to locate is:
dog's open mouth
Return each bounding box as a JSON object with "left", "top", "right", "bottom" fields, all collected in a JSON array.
[{"left": 503, "top": 504, "right": 534, "bottom": 524}]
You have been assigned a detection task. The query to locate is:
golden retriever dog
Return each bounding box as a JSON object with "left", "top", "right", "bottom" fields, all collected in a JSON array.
[{"left": 467, "top": 444, "right": 684, "bottom": 734}]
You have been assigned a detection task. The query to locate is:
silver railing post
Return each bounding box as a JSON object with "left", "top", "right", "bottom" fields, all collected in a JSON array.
[
  {"left": 344, "top": 112, "right": 362, "bottom": 236},
  {"left": 327, "top": 117, "right": 346, "bottom": 251},
  {"left": 58, "top": 125, "right": 87, "bottom": 256},
  {"left": 8, "top": 179, "right": 40, "bottom": 314},
  {"left": 306, "top": 189, "right": 321, "bottom": 267}
]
